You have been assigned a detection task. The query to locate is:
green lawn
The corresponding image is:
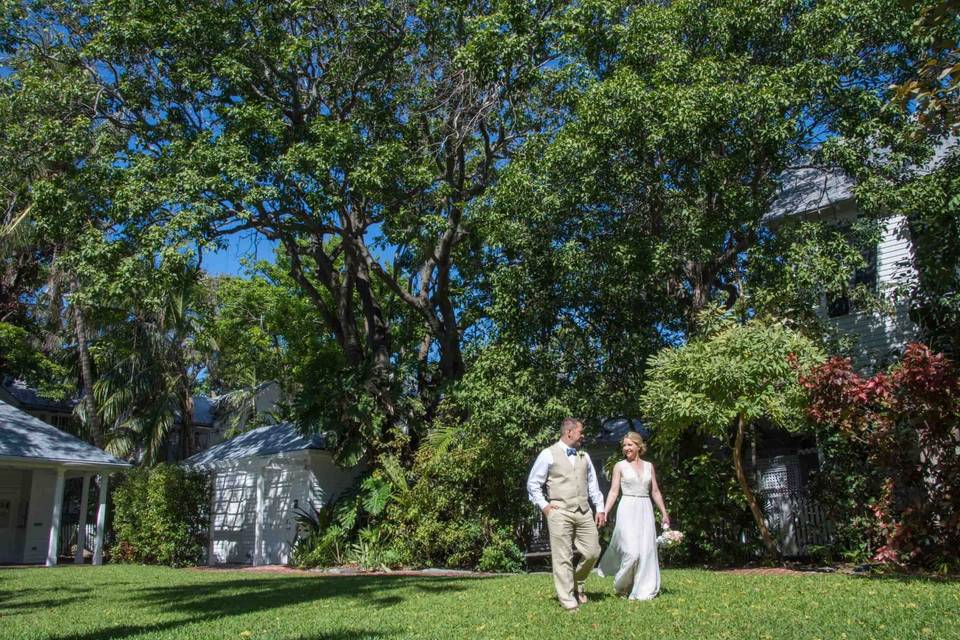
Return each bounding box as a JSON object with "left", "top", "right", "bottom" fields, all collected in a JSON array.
[{"left": 0, "top": 565, "right": 957, "bottom": 640}]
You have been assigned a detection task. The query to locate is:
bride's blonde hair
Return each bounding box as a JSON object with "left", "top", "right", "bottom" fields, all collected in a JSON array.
[{"left": 623, "top": 431, "right": 647, "bottom": 456}]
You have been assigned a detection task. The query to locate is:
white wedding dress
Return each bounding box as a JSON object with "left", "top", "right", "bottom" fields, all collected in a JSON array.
[{"left": 597, "top": 460, "right": 660, "bottom": 600}]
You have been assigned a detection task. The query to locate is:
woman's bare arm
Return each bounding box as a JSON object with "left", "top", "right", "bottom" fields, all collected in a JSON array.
[
  {"left": 603, "top": 462, "right": 622, "bottom": 515},
  {"left": 649, "top": 463, "right": 670, "bottom": 527}
]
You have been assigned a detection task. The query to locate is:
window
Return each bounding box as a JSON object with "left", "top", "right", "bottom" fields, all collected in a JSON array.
[{"left": 826, "top": 243, "right": 877, "bottom": 318}]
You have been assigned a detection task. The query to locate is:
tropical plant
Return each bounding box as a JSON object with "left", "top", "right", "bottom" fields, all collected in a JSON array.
[
  {"left": 93, "top": 260, "right": 212, "bottom": 461},
  {"left": 640, "top": 312, "right": 825, "bottom": 558},
  {"left": 112, "top": 464, "right": 211, "bottom": 567}
]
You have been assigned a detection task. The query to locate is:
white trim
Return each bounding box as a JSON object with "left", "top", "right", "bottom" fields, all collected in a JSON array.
[
  {"left": 253, "top": 468, "right": 266, "bottom": 566},
  {"left": 186, "top": 448, "right": 316, "bottom": 472},
  {"left": 207, "top": 472, "right": 216, "bottom": 566},
  {"left": 93, "top": 474, "right": 109, "bottom": 565},
  {"left": 46, "top": 468, "right": 65, "bottom": 567},
  {"left": 0, "top": 455, "right": 128, "bottom": 471},
  {"left": 75, "top": 474, "right": 90, "bottom": 564}
]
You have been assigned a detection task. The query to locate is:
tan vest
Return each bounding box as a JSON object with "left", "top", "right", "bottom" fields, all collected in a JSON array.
[{"left": 545, "top": 442, "right": 590, "bottom": 512}]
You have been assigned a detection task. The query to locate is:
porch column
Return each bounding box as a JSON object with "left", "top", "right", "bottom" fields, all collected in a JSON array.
[
  {"left": 46, "top": 468, "right": 66, "bottom": 567},
  {"left": 75, "top": 474, "right": 91, "bottom": 564},
  {"left": 92, "top": 473, "right": 109, "bottom": 565},
  {"left": 253, "top": 467, "right": 265, "bottom": 566}
]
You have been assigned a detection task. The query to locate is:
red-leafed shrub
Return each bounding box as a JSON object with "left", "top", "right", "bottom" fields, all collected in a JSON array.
[{"left": 802, "top": 344, "right": 960, "bottom": 567}]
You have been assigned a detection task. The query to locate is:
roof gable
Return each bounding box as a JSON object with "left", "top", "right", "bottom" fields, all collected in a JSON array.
[
  {"left": 0, "top": 400, "right": 130, "bottom": 468},
  {"left": 184, "top": 422, "right": 327, "bottom": 466}
]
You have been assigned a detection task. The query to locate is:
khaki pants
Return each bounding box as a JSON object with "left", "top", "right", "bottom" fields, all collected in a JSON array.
[{"left": 546, "top": 507, "right": 601, "bottom": 608}]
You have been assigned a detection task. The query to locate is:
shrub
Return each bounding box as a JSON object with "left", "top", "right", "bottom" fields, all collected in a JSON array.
[
  {"left": 802, "top": 343, "right": 960, "bottom": 567},
  {"left": 112, "top": 465, "right": 210, "bottom": 567},
  {"left": 650, "top": 449, "right": 762, "bottom": 566}
]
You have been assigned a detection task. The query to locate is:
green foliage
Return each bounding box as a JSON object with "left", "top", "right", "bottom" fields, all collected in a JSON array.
[
  {"left": 856, "top": 148, "right": 960, "bottom": 356},
  {"left": 652, "top": 451, "right": 761, "bottom": 566},
  {"left": 641, "top": 314, "right": 825, "bottom": 445},
  {"left": 382, "top": 342, "right": 581, "bottom": 569},
  {"left": 491, "top": 0, "right": 915, "bottom": 337},
  {"left": 92, "top": 260, "right": 212, "bottom": 461},
  {"left": 640, "top": 313, "right": 825, "bottom": 557},
  {"left": 746, "top": 218, "right": 885, "bottom": 333},
  {"left": 0, "top": 322, "right": 68, "bottom": 399},
  {"left": 112, "top": 465, "right": 210, "bottom": 567},
  {"left": 292, "top": 469, "right": 407, "bottom": 570}
]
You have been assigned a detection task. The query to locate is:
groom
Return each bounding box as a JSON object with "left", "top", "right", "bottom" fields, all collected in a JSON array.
[{"left": 526, "top": 417, "right": 606, "bottom": 610}]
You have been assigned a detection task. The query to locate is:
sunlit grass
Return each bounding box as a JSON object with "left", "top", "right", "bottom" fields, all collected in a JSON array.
[{"left": 0, "top": 565, "right": 957, "bottom": 639}]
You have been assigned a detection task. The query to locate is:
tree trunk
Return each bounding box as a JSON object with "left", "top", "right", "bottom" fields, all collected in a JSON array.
[
  {"left": 72, "top": 300, "right": 102, "bottom": 448},
  {"left": 733, "top": 414, "right": 778, "bottom": 559},
  {"left": 180, "top": 391, "right": 195, "bottom": 460}
]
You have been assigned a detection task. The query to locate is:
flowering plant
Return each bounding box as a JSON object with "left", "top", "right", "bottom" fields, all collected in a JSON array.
[{"left": 656, "top": 529, "right": 684, "bottom": 548}]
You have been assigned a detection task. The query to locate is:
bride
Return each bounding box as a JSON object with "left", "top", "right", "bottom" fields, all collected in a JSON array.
[{"left": 597, "top": 431, "right": 670, "bottom": 600}]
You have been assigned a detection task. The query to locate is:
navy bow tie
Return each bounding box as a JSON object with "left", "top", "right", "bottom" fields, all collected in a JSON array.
[{"left": 565, "top": 447, "right": 578, "bottom": 456}]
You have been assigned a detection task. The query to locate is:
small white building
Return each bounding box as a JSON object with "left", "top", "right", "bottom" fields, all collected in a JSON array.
[
  {"left": 0, "top": 399, "right": 130, "bottom": 565},
  {"left": 184, "top": 422, "right": 362, "bottom": 566}
]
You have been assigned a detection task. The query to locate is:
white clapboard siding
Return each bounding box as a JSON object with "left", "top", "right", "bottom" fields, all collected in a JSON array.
[
  {"left": 211, "top": 468, "right": 257, "bottom": 564},
  {"left": 825, "top": 214, "right": 919, "bottom": 372},
  {"left": 307, "top": 452, "right": 366, "bottom": 509}
]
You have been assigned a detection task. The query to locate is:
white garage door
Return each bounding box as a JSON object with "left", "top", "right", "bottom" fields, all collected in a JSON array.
[{"left": 211, "top": 469, "right": 256, "bottom": 564}]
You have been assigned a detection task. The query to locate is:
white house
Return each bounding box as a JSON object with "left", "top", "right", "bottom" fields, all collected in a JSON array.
[
  {"left": 184, "top": 422, "right": 362, "bottom": 566},
  {"left": 751, "top": 160, "right": 934, "bottom": 556},
  {"left": 766, "top": 164, "right": 920, "bottom": 372},
  {"left": 0, "top": 399, "right": 130, "bottom": 565}
]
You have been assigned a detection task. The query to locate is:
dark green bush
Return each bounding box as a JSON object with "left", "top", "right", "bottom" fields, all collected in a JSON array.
[
  {"left": 650, "top": 448, "right": 762, "bottom": 566},
  {"left": 112, "top": 464, "right": 210, "bottom": 567}
]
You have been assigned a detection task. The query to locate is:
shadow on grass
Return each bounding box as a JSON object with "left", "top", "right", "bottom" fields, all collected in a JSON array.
[
  {"left": 45, "top": 574, "right": 476, "bottom": 640},
  {"left": 57, "top": 623, "right": 398, "bottom": 640},
  {"left": 1, "top": 596, "right": 84, "bottom": 614}
]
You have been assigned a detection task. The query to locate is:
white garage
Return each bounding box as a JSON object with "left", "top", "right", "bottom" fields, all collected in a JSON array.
[{"left": 185, "top": 422, "right": 362, "bottom": 566}]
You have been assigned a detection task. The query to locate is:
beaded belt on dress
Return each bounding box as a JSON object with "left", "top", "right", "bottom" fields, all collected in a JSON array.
[{"left": 621, "top": 493, "right": 649, "bottom": 497}]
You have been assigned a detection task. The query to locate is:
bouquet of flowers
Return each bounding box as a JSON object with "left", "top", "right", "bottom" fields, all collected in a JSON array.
[{"left": 656, "top": 528, "right": 684, "bottom": 549}]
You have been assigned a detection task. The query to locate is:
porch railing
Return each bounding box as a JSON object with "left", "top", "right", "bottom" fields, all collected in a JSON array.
[{"left": 759, "top": 488, "right": 832, "bottom": 557}]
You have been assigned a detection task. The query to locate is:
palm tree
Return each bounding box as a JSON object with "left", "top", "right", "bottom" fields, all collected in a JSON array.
[{"left": 93, "top": 262, "right": 212, "bottom": 462}]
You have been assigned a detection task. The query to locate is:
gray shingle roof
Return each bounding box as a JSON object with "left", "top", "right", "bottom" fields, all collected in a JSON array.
[
  {"left": 765, "top": 137, "right": 957, "bottom": 223},
  {"left": 193, "top": 395, "right": 215, "bottom": 426},
  {"left": 0, "top": 400, "right": 130, "bottom": 468},
  {"left": 2, "top": 379, "right": 76, "bottom": 412},
  {"left": 765, "top": 166, "right": 856, "bottom": 222},
  {"left": 184, "top": 422, "right": 327, "bottom": 467}
]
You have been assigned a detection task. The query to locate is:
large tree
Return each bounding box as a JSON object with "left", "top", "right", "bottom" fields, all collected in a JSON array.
[
  {"left": 490, "top": 0, "right": 917, "bottom": 341},
  {"left": 8, "top": 0, "right": 570, "bottom": 459},
  {"left": 93, "top": 259, "right": 212, "bottom": 462}
]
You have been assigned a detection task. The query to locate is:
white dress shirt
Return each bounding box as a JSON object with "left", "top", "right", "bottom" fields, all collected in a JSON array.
[{"left": 526, "top": 441, "right": 605, "bottom": 513}]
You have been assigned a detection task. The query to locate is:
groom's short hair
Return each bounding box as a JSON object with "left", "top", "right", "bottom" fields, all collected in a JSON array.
[{"left": 560, "top": 417, "right": 582, "bottom": 435}]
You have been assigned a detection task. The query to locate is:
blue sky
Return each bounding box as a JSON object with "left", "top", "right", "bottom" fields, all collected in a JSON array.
[{"left": 199, "top": 233, "right": 277, "bottom": 277}]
